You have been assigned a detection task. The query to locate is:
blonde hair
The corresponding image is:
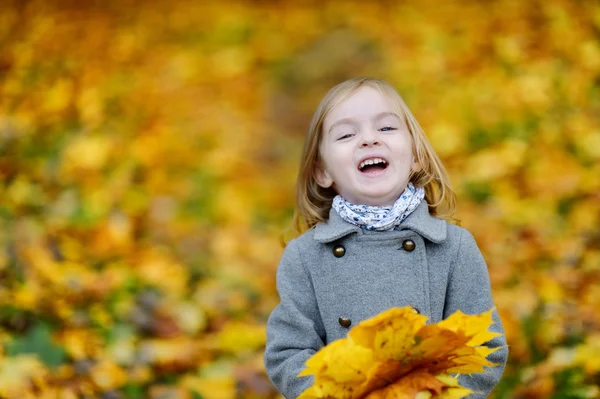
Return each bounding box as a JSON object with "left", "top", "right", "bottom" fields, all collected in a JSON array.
[{"left": 292, "top": 77, "right": 456, "bottom": 234}]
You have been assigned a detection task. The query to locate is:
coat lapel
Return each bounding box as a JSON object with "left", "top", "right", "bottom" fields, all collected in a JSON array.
[{"left": 398, "top": 201, "right": 447, "bottom": 243}]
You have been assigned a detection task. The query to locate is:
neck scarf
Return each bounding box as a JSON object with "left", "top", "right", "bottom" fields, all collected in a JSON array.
[{"left": 332, "top": 183, "right": 425, "bottom": 231}]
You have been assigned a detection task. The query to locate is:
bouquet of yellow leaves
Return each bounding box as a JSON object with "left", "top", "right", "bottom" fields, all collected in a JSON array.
[{"left": 298, "top": 307, "right": 501, "bottom": 399}]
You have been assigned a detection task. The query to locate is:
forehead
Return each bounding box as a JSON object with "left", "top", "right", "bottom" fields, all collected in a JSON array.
[{"left": 324, "top": 85, "right": 397, "bottom": 128}]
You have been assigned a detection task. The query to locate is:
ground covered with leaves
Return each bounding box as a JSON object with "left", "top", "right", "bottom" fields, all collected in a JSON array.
[{"left": 0, "top": 0, "right": 599, "bottom": 398}]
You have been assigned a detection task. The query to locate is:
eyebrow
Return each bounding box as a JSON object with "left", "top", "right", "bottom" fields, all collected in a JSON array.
[{"left": 327, "top": 112, "right": 402, "bottom": 134}]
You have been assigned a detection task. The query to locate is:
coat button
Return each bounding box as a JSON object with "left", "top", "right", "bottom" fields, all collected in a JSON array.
[
  {"left": 402, "top": 239, "right": 416, "bottom": 252},
  {"left": 338, "top": 317, "right": 351, "bottom": 328},
  {"left": 411, "top": 307, "right": 420, "bottom": 314},
  {"left": 333, "top": 245, "right": 345, "bottom": 258}
]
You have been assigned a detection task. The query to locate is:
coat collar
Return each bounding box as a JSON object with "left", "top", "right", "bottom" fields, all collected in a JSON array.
[{"left": 312, "top": 201, "right": 447, "bottom": 244}]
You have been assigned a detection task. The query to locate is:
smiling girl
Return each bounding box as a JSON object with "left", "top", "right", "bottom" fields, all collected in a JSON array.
[{"left": 265, "top": 78, "right": 508, "bottom": 399}]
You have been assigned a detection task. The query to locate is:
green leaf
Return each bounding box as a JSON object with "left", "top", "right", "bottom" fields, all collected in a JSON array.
[
  {"left": 123, "top": 384, "right": 144, "bottom": 399},
  {"left": 4, "top": 322, "right": 67, "bottom": 369},
  {"left": 192, "top": 392, "right": 204, "bottom": 399}
]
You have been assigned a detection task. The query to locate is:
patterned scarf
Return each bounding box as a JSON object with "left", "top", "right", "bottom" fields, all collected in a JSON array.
[{"left": 332, "top": 183, "right": 425, "bottom": 231}]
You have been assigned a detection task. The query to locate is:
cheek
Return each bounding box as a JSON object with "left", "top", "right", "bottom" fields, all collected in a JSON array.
[
  {"left": 318, "top": 142, "right": 331, "bottom": 164},
  {"left": 393, "top": 143, "right": 414, "bottom": 160},
  {"left": 320, "top": 146, "right": 344, "bottom": 169}
]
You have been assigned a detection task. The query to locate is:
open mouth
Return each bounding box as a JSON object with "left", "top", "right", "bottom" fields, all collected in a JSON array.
[{"left": 358, "top": 157, "right": 388, "bottom": 173}]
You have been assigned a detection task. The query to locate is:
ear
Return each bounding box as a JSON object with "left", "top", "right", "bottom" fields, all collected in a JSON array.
[
  {"left": 410, "top": 155, "right": 422, "bottom": 178},
  {"left": 314, "top": 165, "right": 334, "bottom": 188}
]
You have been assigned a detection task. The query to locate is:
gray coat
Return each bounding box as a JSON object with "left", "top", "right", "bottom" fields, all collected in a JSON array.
[{"left": 265, "top": 202, "right": 508, "bottom": 398}]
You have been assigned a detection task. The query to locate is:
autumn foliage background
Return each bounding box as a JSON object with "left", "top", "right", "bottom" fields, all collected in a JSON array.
[{"left": 0, "top": 0, "right": 599, "bottom": 398}]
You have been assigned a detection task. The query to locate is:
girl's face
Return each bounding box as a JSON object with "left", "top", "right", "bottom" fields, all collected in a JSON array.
[{"left": 316, "top": 85, "right": 418, "bottom": 206}]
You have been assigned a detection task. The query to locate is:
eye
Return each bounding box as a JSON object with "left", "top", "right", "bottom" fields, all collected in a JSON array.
[
  {"left": 337, "top": 133, "right": 355, "bottom": 140},
  {"left": 379, "top": 126, "right": 397, "bottom": 132}
]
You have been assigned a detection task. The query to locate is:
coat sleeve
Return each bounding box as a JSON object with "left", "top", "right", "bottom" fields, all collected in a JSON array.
[
  {"left": 443, "top": 229, "right": 508, "bottom": 399},
  {"left": 264, "top": 238, "right": 326, "bottom": 399}
]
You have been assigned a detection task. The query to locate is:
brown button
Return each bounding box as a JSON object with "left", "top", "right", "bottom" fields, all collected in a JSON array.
[
  {"left": 402, "top": 240, "right": 416, "bottom": 252},
  {"left": 338, "top": 317, "right": 351, "bottom": 328},
  {"left": 333, "top": 245, "right": 345, "bottom": 258},
  {"left": 411, "top": 307, "right": 420, "bottom": 314}
]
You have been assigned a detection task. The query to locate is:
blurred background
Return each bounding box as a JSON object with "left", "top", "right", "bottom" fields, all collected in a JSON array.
[{"left": 0, "top": 0, "right": 599, "bottom": 398}]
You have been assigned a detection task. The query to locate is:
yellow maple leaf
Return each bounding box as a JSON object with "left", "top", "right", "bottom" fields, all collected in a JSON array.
[
  {"left": 437, "top": 309, "right": 501, "bottom": 347},
  {"left": 298, "top": 306, "right": 502, "bottom": 399},
  {"left": 349, "top": 308, "right": 428, "bottom": 361},
  {"left": 299, "top": 340, "right": 375, "bottom": 399}
]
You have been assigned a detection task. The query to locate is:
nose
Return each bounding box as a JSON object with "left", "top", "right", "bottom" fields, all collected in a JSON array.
[{"left": 360, "top": 129, "right": 380, "bottom": 148}]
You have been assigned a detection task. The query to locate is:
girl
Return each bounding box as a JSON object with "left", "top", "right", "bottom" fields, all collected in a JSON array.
[{"left": 265, "top": 78, "right": 508, "bottom": 399}]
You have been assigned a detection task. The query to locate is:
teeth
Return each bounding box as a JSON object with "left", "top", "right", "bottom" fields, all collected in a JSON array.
[{"left": 359, "top": 158, "right": 387, "bottom": 170}]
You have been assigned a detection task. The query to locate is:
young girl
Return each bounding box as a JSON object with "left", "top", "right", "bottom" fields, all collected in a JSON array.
[{"left": 265, "top": 78, "right": 508, "bottom": 399}]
